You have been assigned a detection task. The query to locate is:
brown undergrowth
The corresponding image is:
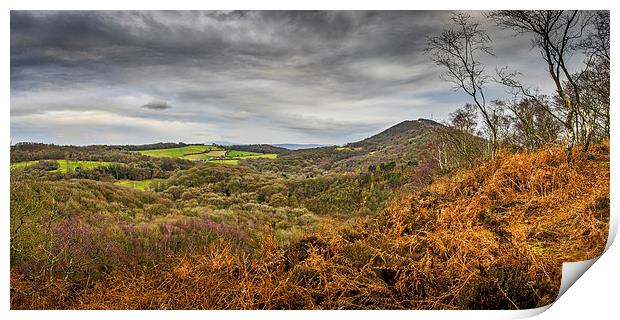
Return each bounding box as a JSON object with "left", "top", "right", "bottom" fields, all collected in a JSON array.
[{"left": 11, "top": 142, "right": 610, "bottom": 309}]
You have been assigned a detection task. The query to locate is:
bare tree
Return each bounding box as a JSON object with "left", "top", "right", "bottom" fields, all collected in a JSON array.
[
  {"left": 435, "top": 104, "right": 487, "bottom": 169},
  {"left": 501, "top": 96, "right": 562, "bottom": 150},
  {"left": 449, "top": 103, "right": 478, "bottom": 134},
  {"left": 578, "top": 11, "right": 610, "bottom": 142},
  {"left": 488, "top": 10, "right": 595, "bottom": 159},
  {"left": 426, "top": 12, "right": 499, "bottom": 157},
  {"left": 573, "top": 62, "right": 610, "bottom": 141},
  {"left": 580, "top": 11, "right": 610, "bottom": 64}
]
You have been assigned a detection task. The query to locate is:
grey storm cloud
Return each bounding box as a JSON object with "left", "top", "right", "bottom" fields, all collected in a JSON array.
[
  {"left": 10, "top": 10, "right": 567, "bottom": 145},
  {"left": 142, "top": 101, "right": 173, "bottom": 110}
]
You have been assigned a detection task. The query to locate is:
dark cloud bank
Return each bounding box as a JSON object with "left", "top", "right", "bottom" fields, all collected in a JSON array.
[
  {"left": 11, "top": 11, "right": 553, "bottom": 145},
  {"left": 142, "top": 101, "right": 173, "bottom": 110}
]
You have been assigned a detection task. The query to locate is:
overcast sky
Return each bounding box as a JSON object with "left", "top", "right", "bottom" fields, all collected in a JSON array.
[{"left": 10, "top": 11, "right": 578, "bottom": 145}]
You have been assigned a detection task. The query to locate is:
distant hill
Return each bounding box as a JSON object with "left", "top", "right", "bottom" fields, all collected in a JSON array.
[
  {"left": 347, "top": 118, "right": 443, "bottom": 151},
  {"left": 327, "top": 118, "right": 448, "bottom": 171},
  {"left": 273, "top": 144, "right": 329, "bottom": 150},
  {"left": 243, "top": 119, "right": 456, "bottom": 175}
]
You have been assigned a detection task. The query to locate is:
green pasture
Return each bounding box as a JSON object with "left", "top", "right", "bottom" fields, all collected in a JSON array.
[
  {"left": 115, "top": 179, "right": 165, "bottom": 191},
  {"left": 10, "top": 160, "right": 113, "bottom": 173},
  {"left": 136, "top": 145, "right": 221, "bottom": 158}
]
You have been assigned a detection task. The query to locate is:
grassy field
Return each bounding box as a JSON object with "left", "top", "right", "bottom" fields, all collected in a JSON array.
[
  {"left": 335, "top": 147, "right": 353, "bottom": 151},
  {"left": 183, "top": 150, "right": 227, "bottom": 161},
  {"left": 136, "top": 145, "right": 278, "bottom": 164},
  {"left": 9, "top": 161, "right": 39, "bottom": 170},
  {"left": 136, "top": 145, "right": 221, "bottom": 158},
  {"left": 10, "top": 160, "right": 113, "bottom": 172},
  {"left": 56, "top": 160, "right": 113, "bottom": 173},
  {"left": 209, "top": 159, "right": 239, "bottom": 165},
  {"left": 226, "top": 150, "right": 260, "bottom": 157},
  {"left": 115, "top": 179, "right": 165, "bottom": 191}
]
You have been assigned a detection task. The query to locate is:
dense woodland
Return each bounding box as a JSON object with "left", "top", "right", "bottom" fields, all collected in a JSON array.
[
  {"left": 222, "top": 144, "right": 290, "bottom": 155},
  {"left": 10, "top": 10, "right": 610, "bottom": 310}
]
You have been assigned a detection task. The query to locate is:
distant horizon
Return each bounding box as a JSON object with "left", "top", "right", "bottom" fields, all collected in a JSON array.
[
  {"left": 10, "top": 141, "right": 333, "bottom": 148},
  {"left": 10, "top": 118, "right": 440, "bottom": 147}
]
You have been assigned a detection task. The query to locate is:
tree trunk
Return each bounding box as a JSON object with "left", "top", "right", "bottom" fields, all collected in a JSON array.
[{"left": 582, "top": 117, "right": 595, "bottom": 153}]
